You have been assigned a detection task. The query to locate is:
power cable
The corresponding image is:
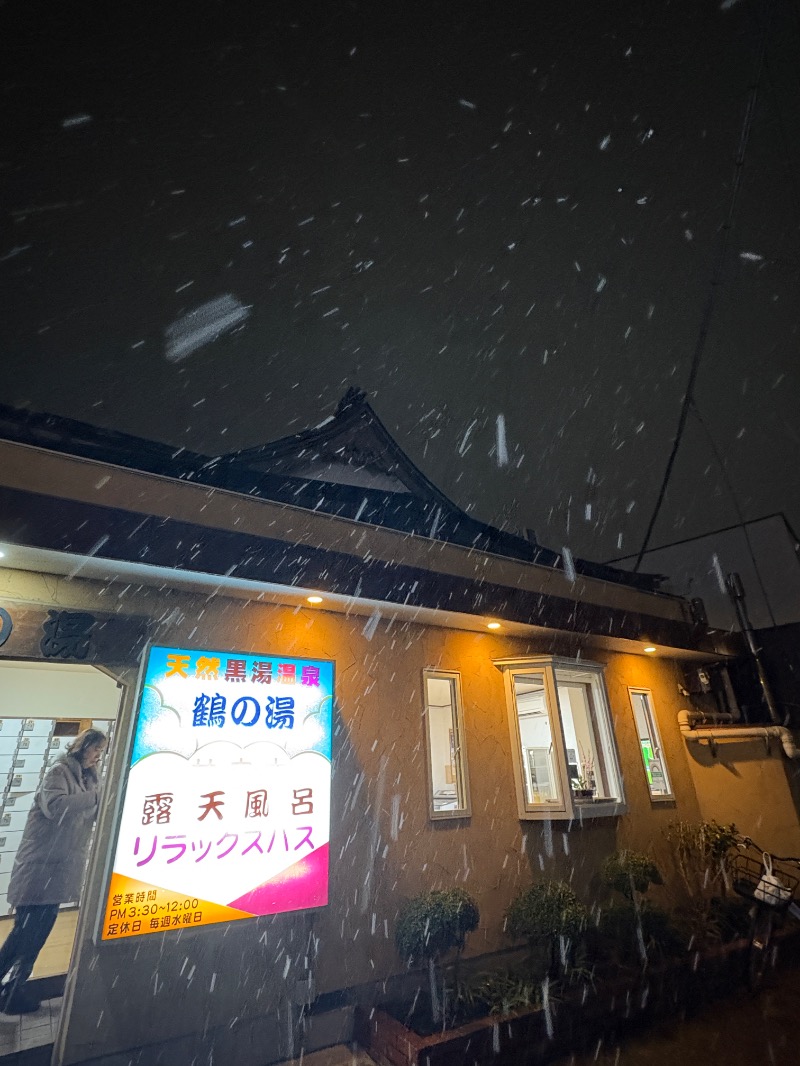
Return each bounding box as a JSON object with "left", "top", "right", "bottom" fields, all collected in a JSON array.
[
  {"left": 633, "top": 0, "right": 776, "bottom": 572},
  {"left": 688, "top": 400, "right": 777, "bottom": 627}
]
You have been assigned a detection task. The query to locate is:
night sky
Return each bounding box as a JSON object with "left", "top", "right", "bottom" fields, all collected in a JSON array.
[{"left": 3, "top": 0, "right": 799, "bottom": 566}]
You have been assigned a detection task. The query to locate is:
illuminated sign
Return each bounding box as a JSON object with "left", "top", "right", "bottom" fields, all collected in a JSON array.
[{"left": 101, "top": 646, "right": 333, "bottom": 940}]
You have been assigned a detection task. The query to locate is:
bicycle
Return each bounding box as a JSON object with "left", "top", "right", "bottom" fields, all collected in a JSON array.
[{"left": 731, "top": 837, "right": 800, "bottom": 991}]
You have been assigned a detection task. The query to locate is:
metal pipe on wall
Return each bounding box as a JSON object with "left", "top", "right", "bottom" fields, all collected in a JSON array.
[{"left": 678, "top": 709, "right": 798, "bottom": 759}]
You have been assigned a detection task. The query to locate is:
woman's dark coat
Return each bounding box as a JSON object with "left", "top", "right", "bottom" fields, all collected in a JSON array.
[{"left": 8, "top": 754, "right": 98, "bottom": 906}]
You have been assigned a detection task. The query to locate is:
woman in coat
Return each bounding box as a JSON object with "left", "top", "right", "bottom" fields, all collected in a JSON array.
[{"left": 0, "top": 728, "right": 106, "bottom": 1016}]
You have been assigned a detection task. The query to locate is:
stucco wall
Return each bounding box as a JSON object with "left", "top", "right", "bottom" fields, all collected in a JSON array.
[
  {"left": 683, "top": 737, "right": 800, "bottom": 856},
  {"left": 0, "top": 568, "right": 747, "bottom": 1065},
  {"left": 333, "top": 627, "right": 705, "bottom": 988}
]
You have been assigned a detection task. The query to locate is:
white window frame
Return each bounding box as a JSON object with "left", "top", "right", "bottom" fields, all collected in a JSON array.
[
  {"left": 525, "top": 747, "right": 557, "bottom": 805},
  {"left": 422, "top": 669, "right": 471, "bottom": 821},
  {"left": 496, "top": 656, "right": 626, "bottom": 821},
  {"left": 628, "top": 687, "right": 674, "bottom": 802}
]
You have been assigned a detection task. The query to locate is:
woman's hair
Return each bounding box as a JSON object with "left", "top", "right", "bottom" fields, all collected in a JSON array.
[{"left": 67, "top": 728, "right": 107, "bottom": 762}]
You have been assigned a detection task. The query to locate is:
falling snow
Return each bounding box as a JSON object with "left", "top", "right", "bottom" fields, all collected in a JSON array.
[
  {"left": 164, "top": 295, "right": 251, "bottom": 363},
  {"left": 61, "top": 113, "right": 92, "bottom": 128},
  {"left": 495, "top": 414, "right": 509, "bottom": 467}
]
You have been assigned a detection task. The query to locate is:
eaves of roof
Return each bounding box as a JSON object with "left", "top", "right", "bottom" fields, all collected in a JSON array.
[
  {"left": 0, "top": 438, "right": 722, "bottom": 655},
  {"left": 0, "top": 399, "right": 666, "bottom": 593}
]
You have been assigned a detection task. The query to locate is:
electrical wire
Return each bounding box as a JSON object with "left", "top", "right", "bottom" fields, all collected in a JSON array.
[
  {"left": 633, "top": 0, "right": 776, "bottom": 573},
  {"left": 688, "top": 400, "right": 777, "bottom": 627}
]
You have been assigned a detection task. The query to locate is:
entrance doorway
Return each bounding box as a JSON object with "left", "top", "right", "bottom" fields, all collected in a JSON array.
[{"left": 0, "top": 660, "right": 122, "bottom": 1055}]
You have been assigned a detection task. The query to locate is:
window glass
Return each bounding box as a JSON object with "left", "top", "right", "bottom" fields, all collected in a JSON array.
[
  {"left": 630, "top": 690, "right": 672, "bottom": 798},
  {"left": 512, "top": 673, "right": 561, "bottom": 806},
  {"left": 501, "top": 657, "right": 625, "bottom": 819},
  {"left": 424, "top": 674, "right": 469, "bottom": 817},
  {"left": 555, "top": 677, "right": 620, "bottom": 802}
]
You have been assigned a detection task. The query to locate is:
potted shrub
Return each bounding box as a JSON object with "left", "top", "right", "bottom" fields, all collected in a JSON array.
[
  {"left": 664, "top": 819, "right": 738, "bottom": 899},
  {"left": 506, "top": 880, "right": 588, "bottom": 976},
  {"left": 395, "top": 887, "right": 479, "bottom": 1027},
  {"left": 597, "top": 850, "right": 681, "bottom": 967},
  {"left": 600, "top": 849, "right": 663, "bottom": 902},
  {"left": 362, "top": 851, "right": 763, "bottom": 1066},
  {"left": 571, "top": 748, "right": 596, "bottom": 800},
  {"left": 663, "top": 819, "right": 743, "bottom": 945}
]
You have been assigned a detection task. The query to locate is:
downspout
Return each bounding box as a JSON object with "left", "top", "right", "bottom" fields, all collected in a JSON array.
[
  {"left": 726, "top": 572, "right": 783, "bottom": 725},
  {"left": 678, "top": 709, "right": 799, "bottom": 759}
]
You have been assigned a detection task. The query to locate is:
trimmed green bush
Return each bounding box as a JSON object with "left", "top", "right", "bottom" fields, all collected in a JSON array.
[
  {"left": 395, "top": 887, "right": 479, "bottom": 964},
  {"left": 506, "top": 881, "right": 587, "bottom": 974},
  {"left": 596, "top": 899, "right": 683, "bottom": 966},
  {"left": 395, "top": 888, "right": 479, "bottom": 1025},
  {"left": 601, "top": 850, "right": 663, "bottom": 901}
]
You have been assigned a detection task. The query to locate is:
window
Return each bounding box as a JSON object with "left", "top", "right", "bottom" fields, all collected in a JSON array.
[
  {"left": 422, "top": 671, "right": 470, "bottom": 819},
  {"left": 496, "top": 657, "right": 625, "bottom": 820},
  {"left": 628, "top": 688, "right": 673, "bottom": 800}
]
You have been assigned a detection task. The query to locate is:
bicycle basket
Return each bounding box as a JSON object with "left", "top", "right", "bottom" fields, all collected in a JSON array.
[{"left": 732, "top": 854, "right": 799, "bottom": 910}]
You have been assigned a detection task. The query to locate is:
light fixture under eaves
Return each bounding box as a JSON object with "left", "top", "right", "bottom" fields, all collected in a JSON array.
[
  {"left": 643, "top": 645, "right": 656, "bottom": 654},
  {"left": 487, "top": 622, "right": 502, "bottom": 630},
  {"left": 306, "top": 595, "right": 323, "bottom": 605}
]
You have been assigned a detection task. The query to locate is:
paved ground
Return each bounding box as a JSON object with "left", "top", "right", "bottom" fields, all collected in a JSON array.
[
  {"left": 284, "top": 966, "right": 800, "bottom": 1066},
  {"left": 551, "top": 965, "right": 800, "bottom": 1065},
  {"left": 3, "top": 970, "right": 795, "bottom": 1066},
  {"left": 0, "top": 997, "right": 62, "bottom": 1058}
]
